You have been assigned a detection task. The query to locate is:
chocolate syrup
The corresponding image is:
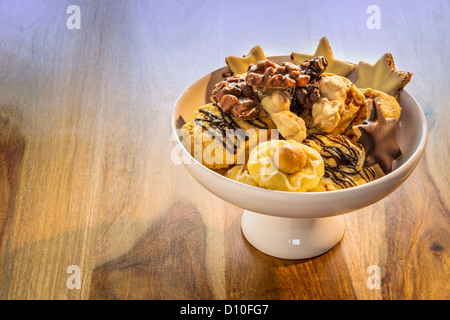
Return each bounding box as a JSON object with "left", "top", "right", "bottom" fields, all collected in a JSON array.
[
  {"left": 245, "top": 118, "right": 270, "bottom": 129},
  {"left": 194, "top": 104, "right": 268, "bottom": 154},
  {"left": 245, "top": 108, "right": 270, "bottom": 129},
  {"left": 305, "top": 134, "right": 375, "bottom": 189}
]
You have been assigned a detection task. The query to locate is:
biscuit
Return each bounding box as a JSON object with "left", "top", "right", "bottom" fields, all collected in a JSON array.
[
  {"left": 359, "top": 88, "right": 401, "bottom": 121},
  {"left": 247, "top": 140, "right": 324, "bottom": 192},
  {"left": 225, "top": 45, "right": 267, "bottom": 76},
  {"left": 345, "top": 88, "right": 402, "bottom": 141},
  {"left": 181, "top": 103, "right": 276, "bottom": 170},
  {"left": 355, "top": 53, "right": 412, "bottom": 98},
  {"left": 225, "top": 165, "right": 259, "bottom": 187},
  {"left": 353, "top": 100, "right": 402, "bottom": 174},
  {"left": 291, "top": 37, "right": 355, "bottom": 76},
  {"left": 301, "top": 73, "right": 366, "bottom": 135},
  {"left": 304, "top": 134, "right": 384, "bottom": 191}
]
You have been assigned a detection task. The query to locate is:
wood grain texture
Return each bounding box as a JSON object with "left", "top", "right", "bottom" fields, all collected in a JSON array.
[{"left": 0, "top": 0, "right": 448, "bottom": 300}]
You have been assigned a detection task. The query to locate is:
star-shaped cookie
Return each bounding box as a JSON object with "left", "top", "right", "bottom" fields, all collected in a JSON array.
[
  {"left": 355, "top": 53, "right": 412, "bottom": 98},
  {"left": 291, "top": 37, "right": 355, "bottom": 76},
  {"left": 225, "top": 45, "right": 267, "bottom": 75},
  {"left": 354, "top": 99, "right": 402, "bottom": 174}
]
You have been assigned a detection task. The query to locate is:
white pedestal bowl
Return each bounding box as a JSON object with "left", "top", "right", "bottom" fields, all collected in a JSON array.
[{"left": 171, "top": 56, "right": 428, "bottom": 259}]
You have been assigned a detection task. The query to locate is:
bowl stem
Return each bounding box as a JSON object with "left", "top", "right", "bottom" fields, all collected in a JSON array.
[{"left": 241, "top": 210, "right": 345, "bottom": 259}]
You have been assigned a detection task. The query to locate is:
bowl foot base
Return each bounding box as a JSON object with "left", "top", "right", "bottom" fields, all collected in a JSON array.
[{"left": 241, "top": 210, "right": 345, "bottom": 259}]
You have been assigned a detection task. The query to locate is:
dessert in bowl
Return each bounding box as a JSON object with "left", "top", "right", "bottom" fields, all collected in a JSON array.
[{"left": 171, "top": 37, "right": 427, "bottom": 259}]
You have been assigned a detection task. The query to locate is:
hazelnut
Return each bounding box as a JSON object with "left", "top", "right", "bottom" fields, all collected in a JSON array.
[{"left": 273, "top": 144, "right": 307, "bottom": 174}]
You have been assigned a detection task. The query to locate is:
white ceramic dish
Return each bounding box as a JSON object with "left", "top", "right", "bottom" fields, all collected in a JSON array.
[{"left": 171, "top": 55, "right": 428, "bottom": 259}]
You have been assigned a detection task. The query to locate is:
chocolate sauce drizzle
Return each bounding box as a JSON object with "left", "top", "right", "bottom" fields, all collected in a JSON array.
[
  {"left": 245, "top": 117, "right": 270, "bottom": 130},
  {"left": 305, "top": 134, "right": 376, "bottom": 189},
  {"left": 194, "top": 104, "right": 269, "bottom": 154}
]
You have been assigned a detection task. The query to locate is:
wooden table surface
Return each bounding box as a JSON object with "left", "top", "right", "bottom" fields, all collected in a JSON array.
[{"left": 0, "top": 0, "right": 448, "bottom": 300}]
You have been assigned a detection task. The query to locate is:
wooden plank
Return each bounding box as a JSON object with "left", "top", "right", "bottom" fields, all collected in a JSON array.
[{"left": 0, "top": 0, "right": 448, "bottom": 300}]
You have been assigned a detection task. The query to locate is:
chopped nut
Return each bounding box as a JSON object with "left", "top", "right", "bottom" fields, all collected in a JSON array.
[
  {"left": 232, "top": 100, "right": 261, "bottom": 120},
  {"left": 299, "top": 56, "right": 328, "bottom": 80},
  {"left": 245, "top": 60, "right": 310, "bottom": 89},
  {"left": 291, "top": 83, "right": 321, "bottom": 116},
  {"left": 211, "top": 76, "right": 261, "bottom": 120},
  {"left": 288, "top": 57, "right": 329, "bottom": 116}
]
